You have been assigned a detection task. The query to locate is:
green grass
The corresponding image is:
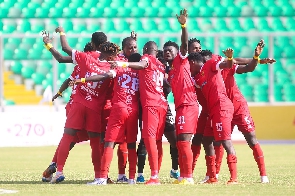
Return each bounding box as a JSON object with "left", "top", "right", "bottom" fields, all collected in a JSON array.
[{"left": 0, "top": 143, "right": 295, "bottom": 196}]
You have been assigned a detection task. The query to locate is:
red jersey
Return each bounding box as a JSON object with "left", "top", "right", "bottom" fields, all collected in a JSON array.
[
  {"left": 221, "top": 64, "right": 247, "bottom": 105},
  {"left": 72, "top": 50, "right": 111, "bottom": 112},
  {"left": 68, "top": 65, "right": 80, "bottom": 105},
  {"left": 139, "top": 54, "right": 167, "bottom": 108},
  {"left": 195, "top": 87, "right": 208, "bottom": 114},
  {"left": 195, "top": 56, "right": 233, "bottom": 112},
  {"left": 167, "top": 52, "right": 198, "bottom": 109},
  {"left": 112, "top": 67, "right": 139, "bottom": 108}
]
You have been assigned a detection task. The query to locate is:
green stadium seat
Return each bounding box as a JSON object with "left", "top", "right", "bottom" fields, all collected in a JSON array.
[
  {"left": 268, "top": 6, "right": 282, "bottom": 17},
  {"left": 130, "top": 19, "right": 144, "bottom": 33},
  {"left": 75, "top": 7, "right": 90, "bottom": 18},
  {"left": 28, "top": 48, "right": 42, "bottom": 59},
  {"left": 4, "top": 49, "right": 14, "bottom": 59},
  {"left": 16, "top": 19, "right": 31, "bottom": 32},
  {"left": 283, "top": 84, "right": 295, "bottom": 101},
  {"left": 187, "top": 19, "right": 200, "bottom": 32},
  {"left": 274, "top": 84, "right": 283, "bottom": 102},
  {"left": 14, "top": 48, "right": 28, "bottom": 59},
  {"left": 62, "top": 7, "right": 77, "bottom": 18},
  {"left": 158, "top": 7, "right": 173, "bottom": 17},
  {"left": 219, "top": 37, "right": 233, "bottom": 49},
  {"left": 226, "top": 6, "right": 242, "bottom": 17},
  {"left": 89, "top": 7, "right": 104, "bottom": 17},
  {"left": 144, "top": 7, "right": 159, "bottom": 17},
  {"left": 48, "top": 7, "right": 63, "bottom": 18},
  {"left": 167, "top": 92, "right": 174, "bottom": 104},
  {"left": 21, "top": 65, "right": 35, "bottom": 78},
  {"left": 256, "top": 18, "right": 271, "bottom": 32},
  {"left": 199, "top": 19, "right": 214, "bottom": 32},
  {"left": 243, "top": 18, "right": 255, "bottom": 31},
  {"left": 253, "top": 5, "right": 268, "bottom": 17},
  {"left": 2, "top": 22, "right": 16, "bottom": 33},
  {"left": 214, "top": 19, "right": 228, "bottom": 32},
  {"left": 228, "top": 18, "right": 243, "bottom": 32},
  {"left": 21, "top": 7, "right": 36, "bottom": 18},
  {"left": 0, "top": 7, "right": 8, "bottom": 18},
  {"left": 158, "top": 19, "right": 172, "bottom": 33},
  {"left": 284, "top": 18, "right": 295, "bottom": 30},
  {"left": 0, "top": 21, "right": 3, "bottom": 31},
  {"left": 10, "top": 61, "right": 23, "bottom": 74},
  {"left": 103, "top": 7, "right": 118, "bottom": 18},
  {"left": 284, "top": 59, "right": 295, "bottom": 72},
  {"left": 116, "top": 7, "right": 131, "bottom": 17},
  {"left": 238, "top": 46, "right": 253, "bottom": 58},
  {"left": 281, "top": 6, "right": 294, "bottom": 16},
  {"left": 4, "top": 99, "right": 16, "bottom": 105},
  {"left": 241, "top": 6, "right": 254, "bottom": 17},
  {"left": 86, "top": 23, "right": 100, "bottom": 33},
  {"left": 35, "top": 7, "right": 50, "bottom": 18},
  {"left": 271, "top": 18, "right": 286, "bottom": 31},
  {"left": 143, "top": 20, "right": 158, "bottom": 33},
  {"left": 7, "top": 7, "right": 22, "bottom": 18},
  {"left": 186, "top": 7, "right": 199, "bottom": 17},
  {"left": 214, "top": 6, "right": 227, "bottom": 17},
  {"left": 130, "top": 7, "right": 145, "bottom": 18},
  {"left": 199, "top": 7, "right": 214, "bottom": 17},
  {"left": 42, "top": 78, "right": 53, "bottom": 89},
  {"left": 283, "top": 46, "right": 295, "bottom": 58},
  {"left": 71, "top": 22, "right": 87, "bottom": 33},
  {"left": 109, "top": 37, "right": 121, "bottom": 47},
  {"left": 41, "top": 50, "right": 52, "bottom": 59},
  {"left": 101, "top": 19, "right": 116, "bottom": 33},
  {"left": 32, "top": 73, "right": 45, "bottom": 85},
  {"left": 46, "top": 19, "right": 59, "bottom": 31},
  {"left": 239, "top": 84, "right": 253, "bottom": 101},
  {"left": 115, "top": 20, "right": 130, "bottom": 33}
]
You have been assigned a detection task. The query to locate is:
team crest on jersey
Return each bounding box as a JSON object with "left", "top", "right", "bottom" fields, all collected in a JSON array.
[{"left": 200, "top": 71, "right": 205, "bottom": 76}]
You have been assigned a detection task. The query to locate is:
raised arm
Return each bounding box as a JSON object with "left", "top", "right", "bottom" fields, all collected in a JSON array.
[
  {"left": 218, "top": 48, "right": 234, "bottom": 69},
  {"left": 177, "top": 9, "right": 188, "bottom": 56},
  {"left": 55, "top": 27, "right": 73, "bottom": 56},
  {"left": 69, "top": 71, "right": 116, "bottom": 87},
  {"left": 42, "top": 31, "right": 73, "bottom": 63},
  {"left": 110, "top": 61, "right": 148, "bottom": 70},
  {"left": 52, "top": 78, "right": 71, "bottom": 102}
]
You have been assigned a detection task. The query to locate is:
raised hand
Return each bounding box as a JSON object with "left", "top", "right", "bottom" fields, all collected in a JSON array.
[
  {"left": 41, "top": 30, "right": 53, "bottom": 44},
  {"left": 69, "top": 80, "right": 79, "bottom": 87},
  {"left": 55, "top": 26, "right": 65, "bottom": 33},
  {"left": 222, "top": 48, "right": 234, "bottom": 58},
  {"left": 51, "top": 93, "right": 61, "bottom": 102},
  {"left": 131, "top": 31, "right": 137, "bottom": 41},
  {"left": 176, "top": 9, "right": 188, "bottom": 25},
  {"left": 255, "top": 39, "right": 265, "bottom": 57},
  {"left": 260, "top": 58, "right": 276, "bottom": 64}
]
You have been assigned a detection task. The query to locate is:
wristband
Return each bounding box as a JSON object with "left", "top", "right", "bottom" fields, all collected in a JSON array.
[
  {"left": 227, "top": 57, "right": 233, "bottom": 60},
  {"left": 57, "top": 91, "right": 62, "bottom": 96},
  {"left": 253, "top": 55, "right": 259, "bottom": 59},
  {"left": 60, "top": 32, "right": 66, "bottom": 36},
  {"left": 258, "top": 58, "right": 260, "bottom": 64},
  {"left": 109, "top": 70, "right": 117, "bottom": 78},
  {"left": 81, "top": 78, "right": 86, "bottom": 83},
  {"left": 181, "top": 23, "right": 186, "bottom": 28},
  {"left": 44, "top": 43, "right": 53, "bottom": 50},
  {"left": 118, "top": 62, "right": 129, "bottom": 68}
]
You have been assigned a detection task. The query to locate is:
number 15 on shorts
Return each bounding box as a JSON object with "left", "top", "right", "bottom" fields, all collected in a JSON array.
[{"left": 216, "top": 122, "right": 223, "bottom": 131}]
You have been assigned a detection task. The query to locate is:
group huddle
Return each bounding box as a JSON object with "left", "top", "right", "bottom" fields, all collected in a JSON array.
[{"left": 41, "top": 9, "right": 276, "bottom": 185}]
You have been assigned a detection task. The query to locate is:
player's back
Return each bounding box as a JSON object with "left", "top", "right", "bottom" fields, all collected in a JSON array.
[
  {"left": 112, "top": 67, "right": 139, "bottom": 108},
  {"left": 168, "top": 53, "right": 197, "bottom": 109},
  {"left": 139, "top": 54, "right": 167, "bottom": 108},
  {"left": 195, "top": 57, "right": 233, "bottom": 112},
  {"left": 221, "top": 65, "right": 247, "bottom": 104}
]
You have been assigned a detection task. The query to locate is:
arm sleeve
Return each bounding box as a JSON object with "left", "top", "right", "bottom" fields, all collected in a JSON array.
[
  {"left": 211, "top": 56, "right": 225, "bottom": 71},
  {"left": 69, "top": 65, "right": 79, "bottom": 80},
  {"left": 140, "top": 56, "right": 150, "bottom": 68},
  {"left": 72, "top": 50, "right": 87, "bottom": 66}
]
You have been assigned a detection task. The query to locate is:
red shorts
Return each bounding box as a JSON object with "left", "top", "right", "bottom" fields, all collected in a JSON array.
[
  {"left": 175, "top": 104, "right": 199, "bottom": 135},
  {"left": 203, "top": 117, "right": 214, "bottom": 137},
  {"left": 65, "top": 102, "right": 101, "bottom": 133},
  {"left": 211, "top": 109, "right": 234, "bottom": 141},
  {"left": 142, "top": 106, "right": 167, "bottom": 140},
  {"left": 65, "top": 103, "right": 72, "bottom": 117},
  {"left": 101, "top": 107, "right": 111, "bottom": 133},
  {"left": 232, "top": 103, "right": 255, "bottom": 133},
  {"left": 104, "top": 106, "right": 138, "bottom": 143},
  {"left": 195, "top": 110, "right": 209, "bottom": 134}
]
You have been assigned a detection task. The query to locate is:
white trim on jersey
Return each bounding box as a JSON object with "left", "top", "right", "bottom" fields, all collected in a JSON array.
[
  {"left": 179, "top": 51, "right": 188, "bottom": 59},
  {"left": 72, "top": 49, "right": 77, "bottom": 65},
  {"left": 234, "top": 64, "right": 240, "bottom": 73},
  {"left": 216, "top": 57, "right": 225, "bottom": 70}
]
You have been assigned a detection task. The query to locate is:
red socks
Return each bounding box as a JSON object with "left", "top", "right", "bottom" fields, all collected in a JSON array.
[
  {"left": 128, "top": 148, "right": 137, "bottom": 179},
  {"left": 100, "top": 147, "right": 114, "bottom": 178},
  {"left": 214, "top": 145, "right": 224, "bottom": 174},
  {"left": 56, "top": 133, "right": 75, "bottom": 172},
  {"left": 52, "top": 142, "right": 60, "bottom": 163},
  {"left": 144, "top": 137, "right": 158, "bottom": 176},
  {"left": 251, "top": 143, "right": 266, "bottom": 176},
  {"left": 177, "top": 141, "right": 193, "bottom": 178},
  {"left": 227, "top": 154, "right": 237, "bottom": 181},
  {"left": 89, "top": 137, "right": 102, "bottom": 178},
  {"left": 156, "top": 140, "right": 163, "bottom": 172},
  {"left": 205, "top": 155, "right": 216, "bottom": 178},
  {"left": 191, "top": 145, "right": 201, "bottom": 172},
  {"left": 117, "top": 142, "right": 128, "bottom": 175}
]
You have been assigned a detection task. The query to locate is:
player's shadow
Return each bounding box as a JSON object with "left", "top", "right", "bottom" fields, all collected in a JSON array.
[{"left": 0, "top": 180, "right": 89, "bottom": 184}]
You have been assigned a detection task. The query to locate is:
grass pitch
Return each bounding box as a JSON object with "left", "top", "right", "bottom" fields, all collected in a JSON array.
[{"left": 0, "top": 143, "right": 294, "bottom": 196}]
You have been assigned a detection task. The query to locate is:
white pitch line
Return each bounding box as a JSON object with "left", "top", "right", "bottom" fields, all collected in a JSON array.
[{"left": 0, "top": 189, "right": 18, "bottom": 194}]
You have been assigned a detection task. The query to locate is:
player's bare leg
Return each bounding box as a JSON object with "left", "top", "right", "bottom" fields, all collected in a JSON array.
[
  {"left": 221, "top": 140, "right": 238, "bottom": 184},
  {"left": 176, "top": 133, "right": 194, "bottom": 184},
  {"left": 201, "top": 136, "right": 218, "bottom": 184},
  {"left": 136, "top": 138, "right": 146, "bottom": 182},
  {"left": 127, "top": 142, "right": 138, "bottom": 184},
  {"left": 243, "top": 131, "right": 269, "bottom": 183},
  {"left": 117, "top": 142, "right": 128, "bottom": 183}
]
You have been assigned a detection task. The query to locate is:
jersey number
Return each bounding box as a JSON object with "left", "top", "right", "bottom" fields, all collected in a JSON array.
[
  {"left": 121, "top": 74, "right": 139, "bottom": 91},
  {"left": 153, "top": 70, "right": 164, "bottom": 92},
  {"left": 178, "top": 116, "right": 185, "bottom": 124},
  {"left": 88, "top": 72, "right": 99, "bottom": 89}
]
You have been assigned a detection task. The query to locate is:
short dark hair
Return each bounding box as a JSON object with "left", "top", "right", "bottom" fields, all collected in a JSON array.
[
  {"left": 188, "top": 52, "right": 203, "bottom": 62},
  {"left": 122, "top": 37, "right": 136, "bottom": 49},
  {"left": 200, "top": 49, "right": 212, "bottom": 57},
  {"left": 163, "top": 41, "right": 179, "bottom": 51},
  {"left": 128, "top": 53, "right": 141, "bottom": 62},
  {"left": 188, "top": 38, "right": 201, "bottom": 48},
  {"left": 98, "top": 41, "right": 120, "bottom": 55},
  {"left": 83, "top": 42, "right": 93, "bottom": 52},
  {"left": 91, "top": 32, "right": 107, "bottom": 48}
]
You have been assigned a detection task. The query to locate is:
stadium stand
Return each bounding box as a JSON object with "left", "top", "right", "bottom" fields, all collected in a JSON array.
[{"left": 0, "top": 0, "right": 294, "bottom": 104}]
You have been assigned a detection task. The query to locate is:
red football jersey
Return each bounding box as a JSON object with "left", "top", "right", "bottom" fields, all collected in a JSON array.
[
  {"left": 168, "top": 52, "right": 198, "bottom": 109},
  {"left": 221, "top": 64, "right": 247, "bottom": 104},
  {"left": 72, "top": 50, "right": 111, "bottom": 112},
  {"left": 195, "top": 87, "right": 208, "bottom": 114},
  {"left": 112, "top": 67, "right": 139, "bottom": 108},
  {"left": 139, "top": 54, "right": 167, "bottom": 108},
  {"left": 67, "top": 65, "right": 80, "bottom": 105},
  {"left": 195, "top": 56, "right": 233, "bottom": 112}
]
